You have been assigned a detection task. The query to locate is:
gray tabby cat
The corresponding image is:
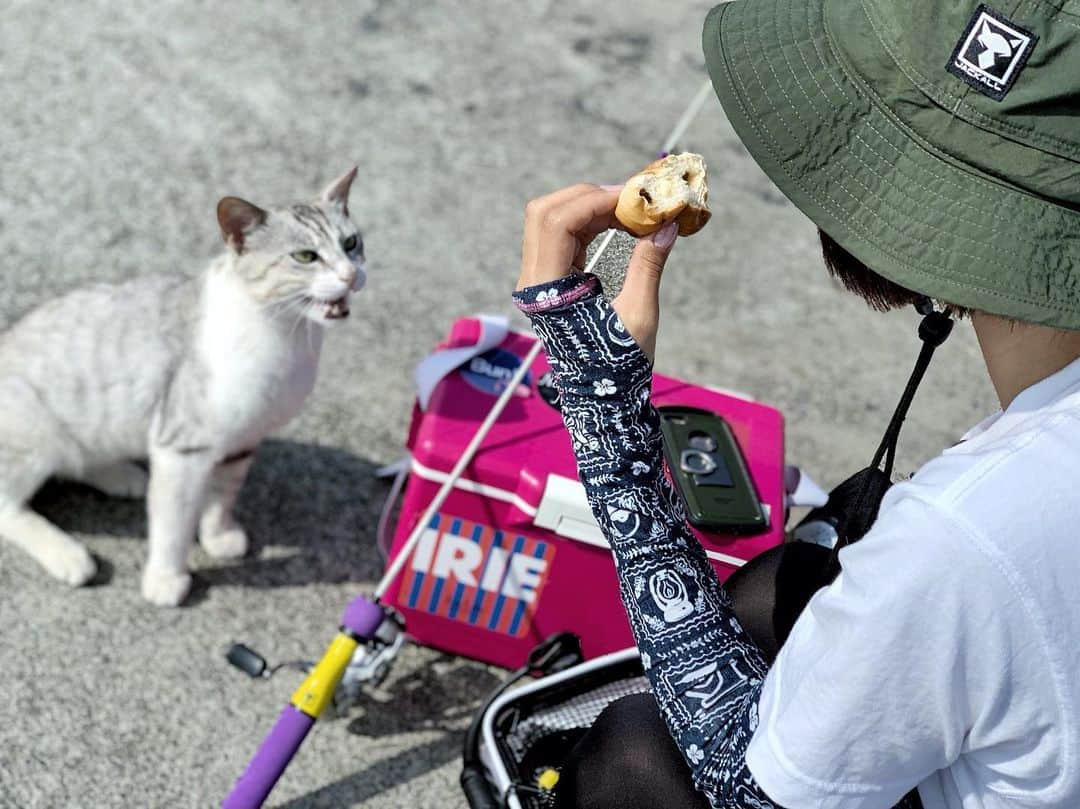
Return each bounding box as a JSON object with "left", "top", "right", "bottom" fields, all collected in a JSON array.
[{"left": 0, "top": 168, "right": 365, "bottom": 606}]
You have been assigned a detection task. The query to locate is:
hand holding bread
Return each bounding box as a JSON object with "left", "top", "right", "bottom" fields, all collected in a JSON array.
[{"left": 516, "top": 154, "right": 710, "bottom": 361}]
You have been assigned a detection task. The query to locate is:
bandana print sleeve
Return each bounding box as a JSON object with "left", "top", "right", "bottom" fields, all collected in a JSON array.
[{"left": 512, "top": 277, "right": 780, "bottom": 809}]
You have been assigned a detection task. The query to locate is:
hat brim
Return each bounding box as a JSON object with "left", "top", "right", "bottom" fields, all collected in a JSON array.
[{"left": 703, "top": 0, "right": 1080, "bottom": 329}]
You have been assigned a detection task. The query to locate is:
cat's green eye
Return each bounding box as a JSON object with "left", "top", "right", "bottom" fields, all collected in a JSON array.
[
  {"left": 291, "top": 250, "right": 319, "bottom": 264},
  {"left": 342, "top": 234, "right": 358, "bottom": 252}
]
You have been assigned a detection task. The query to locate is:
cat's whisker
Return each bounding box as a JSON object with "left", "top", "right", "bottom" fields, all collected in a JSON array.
[
  {"left": 258, "top": 290, "right": 308, "bottom": 318},
  {"left": 306, "top": 311, "right": 317, "bottom": 355},
  {"left": 260, "top": 293, "right": 318, "bottom": 329},
  {"left": 286, "top": 299, "right": 312, "bottom": 342}
]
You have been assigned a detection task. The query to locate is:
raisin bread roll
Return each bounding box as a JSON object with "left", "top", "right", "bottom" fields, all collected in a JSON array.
[{"left": 614, "top": 153, "right": 711, "bottom": 237}]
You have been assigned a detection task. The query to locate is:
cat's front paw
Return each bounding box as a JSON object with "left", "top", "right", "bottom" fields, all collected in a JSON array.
[
  {"left": 43, "top": 543, "right": 98, "bottom": 587},
  {"left": 141, "top": 567, "right": 192, "bottom": 607},
  {"left": 201, "top": 527, "right": 249, "bottom": 560}
]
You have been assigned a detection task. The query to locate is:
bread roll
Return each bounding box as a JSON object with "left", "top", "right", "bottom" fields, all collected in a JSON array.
[{"left": 614, "top": 153, "right": 711, "bottom": 237}]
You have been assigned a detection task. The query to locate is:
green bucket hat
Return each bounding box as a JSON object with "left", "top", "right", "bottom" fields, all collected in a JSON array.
[{"left": 703, "top": 0, "right": 1080, "bottom": 329}]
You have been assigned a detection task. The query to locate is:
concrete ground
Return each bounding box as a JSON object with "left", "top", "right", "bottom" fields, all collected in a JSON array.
[{"left": 0, "top": 1, "right": 996, "bottom": 807}]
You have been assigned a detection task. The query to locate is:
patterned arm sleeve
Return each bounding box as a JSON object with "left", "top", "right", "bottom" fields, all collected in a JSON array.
[{"left": 513, "top": 275, "right": 781, "bottom": 809}]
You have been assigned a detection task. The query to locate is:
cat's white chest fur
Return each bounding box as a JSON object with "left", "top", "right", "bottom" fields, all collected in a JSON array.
[{"left": 199, "top": 269, "right": 323, "bottom": 455}]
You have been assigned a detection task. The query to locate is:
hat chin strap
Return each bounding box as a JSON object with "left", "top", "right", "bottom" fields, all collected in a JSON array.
[
  {"left": 793, "top": 298, "right": 955, "bottom": 575},
  {"left": 725, "top": 299, "right": 956, "bottom": 675},
  {"left": 869, "top": 298, "right": 955, "bottom": 482}
]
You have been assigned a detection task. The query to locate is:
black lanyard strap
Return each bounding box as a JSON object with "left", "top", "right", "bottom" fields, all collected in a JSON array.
[
  {"left": 805, "top": 304, "right": 954, "bottom": 570},
  {"left": 870, "top": 308, "right": 955, "bottom": 481}
]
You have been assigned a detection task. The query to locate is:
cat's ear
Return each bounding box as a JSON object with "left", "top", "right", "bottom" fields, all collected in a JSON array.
[
  {"left": 216, "top": 197, "right": 267, "bottom": 253},
  {"left": 320, "top": 166, "right": 358, "bottom": 214}
]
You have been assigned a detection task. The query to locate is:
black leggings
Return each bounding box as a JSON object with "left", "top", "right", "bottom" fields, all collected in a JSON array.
[
  {"left": 555, "top": 542, "right": 923, "bottom": 809},
  {"left": 555, "top": 691, "right": 711, "bottom": 809}
]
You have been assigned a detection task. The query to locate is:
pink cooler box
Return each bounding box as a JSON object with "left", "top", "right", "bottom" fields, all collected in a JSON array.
[{"left": 385, "top": 318, "right": 785, "bottom": 670}]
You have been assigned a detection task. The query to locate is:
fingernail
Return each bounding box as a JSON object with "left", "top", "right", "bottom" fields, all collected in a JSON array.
[
  {"left": 649, "top": 220, "right": 679, "bottom": 249},
  {"left": 600, "top": 184, "right": 623, "bottom": 192}
]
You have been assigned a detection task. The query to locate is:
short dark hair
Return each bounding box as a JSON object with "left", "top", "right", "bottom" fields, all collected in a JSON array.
[{"left": 818, "top": 230, "right": 924, "bottom": 311}]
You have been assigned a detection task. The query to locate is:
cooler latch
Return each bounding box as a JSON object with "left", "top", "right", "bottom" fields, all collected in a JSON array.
[{"left": 532, "top": 475, "right": 610, "bottom": 549}]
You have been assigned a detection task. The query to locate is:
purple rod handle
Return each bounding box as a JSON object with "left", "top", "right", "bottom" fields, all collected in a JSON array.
[
  {"left": 222, "top": 705, "right": 314, "bottom": 809},
  {"left": 221, "top": 598, "right": 385, "bottom": 809}
]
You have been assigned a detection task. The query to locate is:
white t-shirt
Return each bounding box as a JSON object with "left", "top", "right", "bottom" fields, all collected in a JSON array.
[{"left": 747, "top": 356, "right": 1080, "bottom": 809}]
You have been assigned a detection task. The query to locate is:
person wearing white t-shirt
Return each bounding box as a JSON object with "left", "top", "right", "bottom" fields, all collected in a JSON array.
[{"left": 509, "top": 1, "right": 1080, "bottom": 807}]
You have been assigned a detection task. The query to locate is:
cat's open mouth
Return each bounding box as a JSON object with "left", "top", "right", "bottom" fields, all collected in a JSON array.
[{"left": 310, "top": 295, "right": 350, "bottom": 320}]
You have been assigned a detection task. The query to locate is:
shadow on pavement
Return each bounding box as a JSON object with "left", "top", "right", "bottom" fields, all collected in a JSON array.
[{"left": 31, "top": 437, "right": 393, "bottom": 590}]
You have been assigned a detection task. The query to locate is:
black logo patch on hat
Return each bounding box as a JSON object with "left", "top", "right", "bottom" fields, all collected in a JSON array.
[{"left": 947, "top": 4, "right": 1037, "bottom": 101}]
